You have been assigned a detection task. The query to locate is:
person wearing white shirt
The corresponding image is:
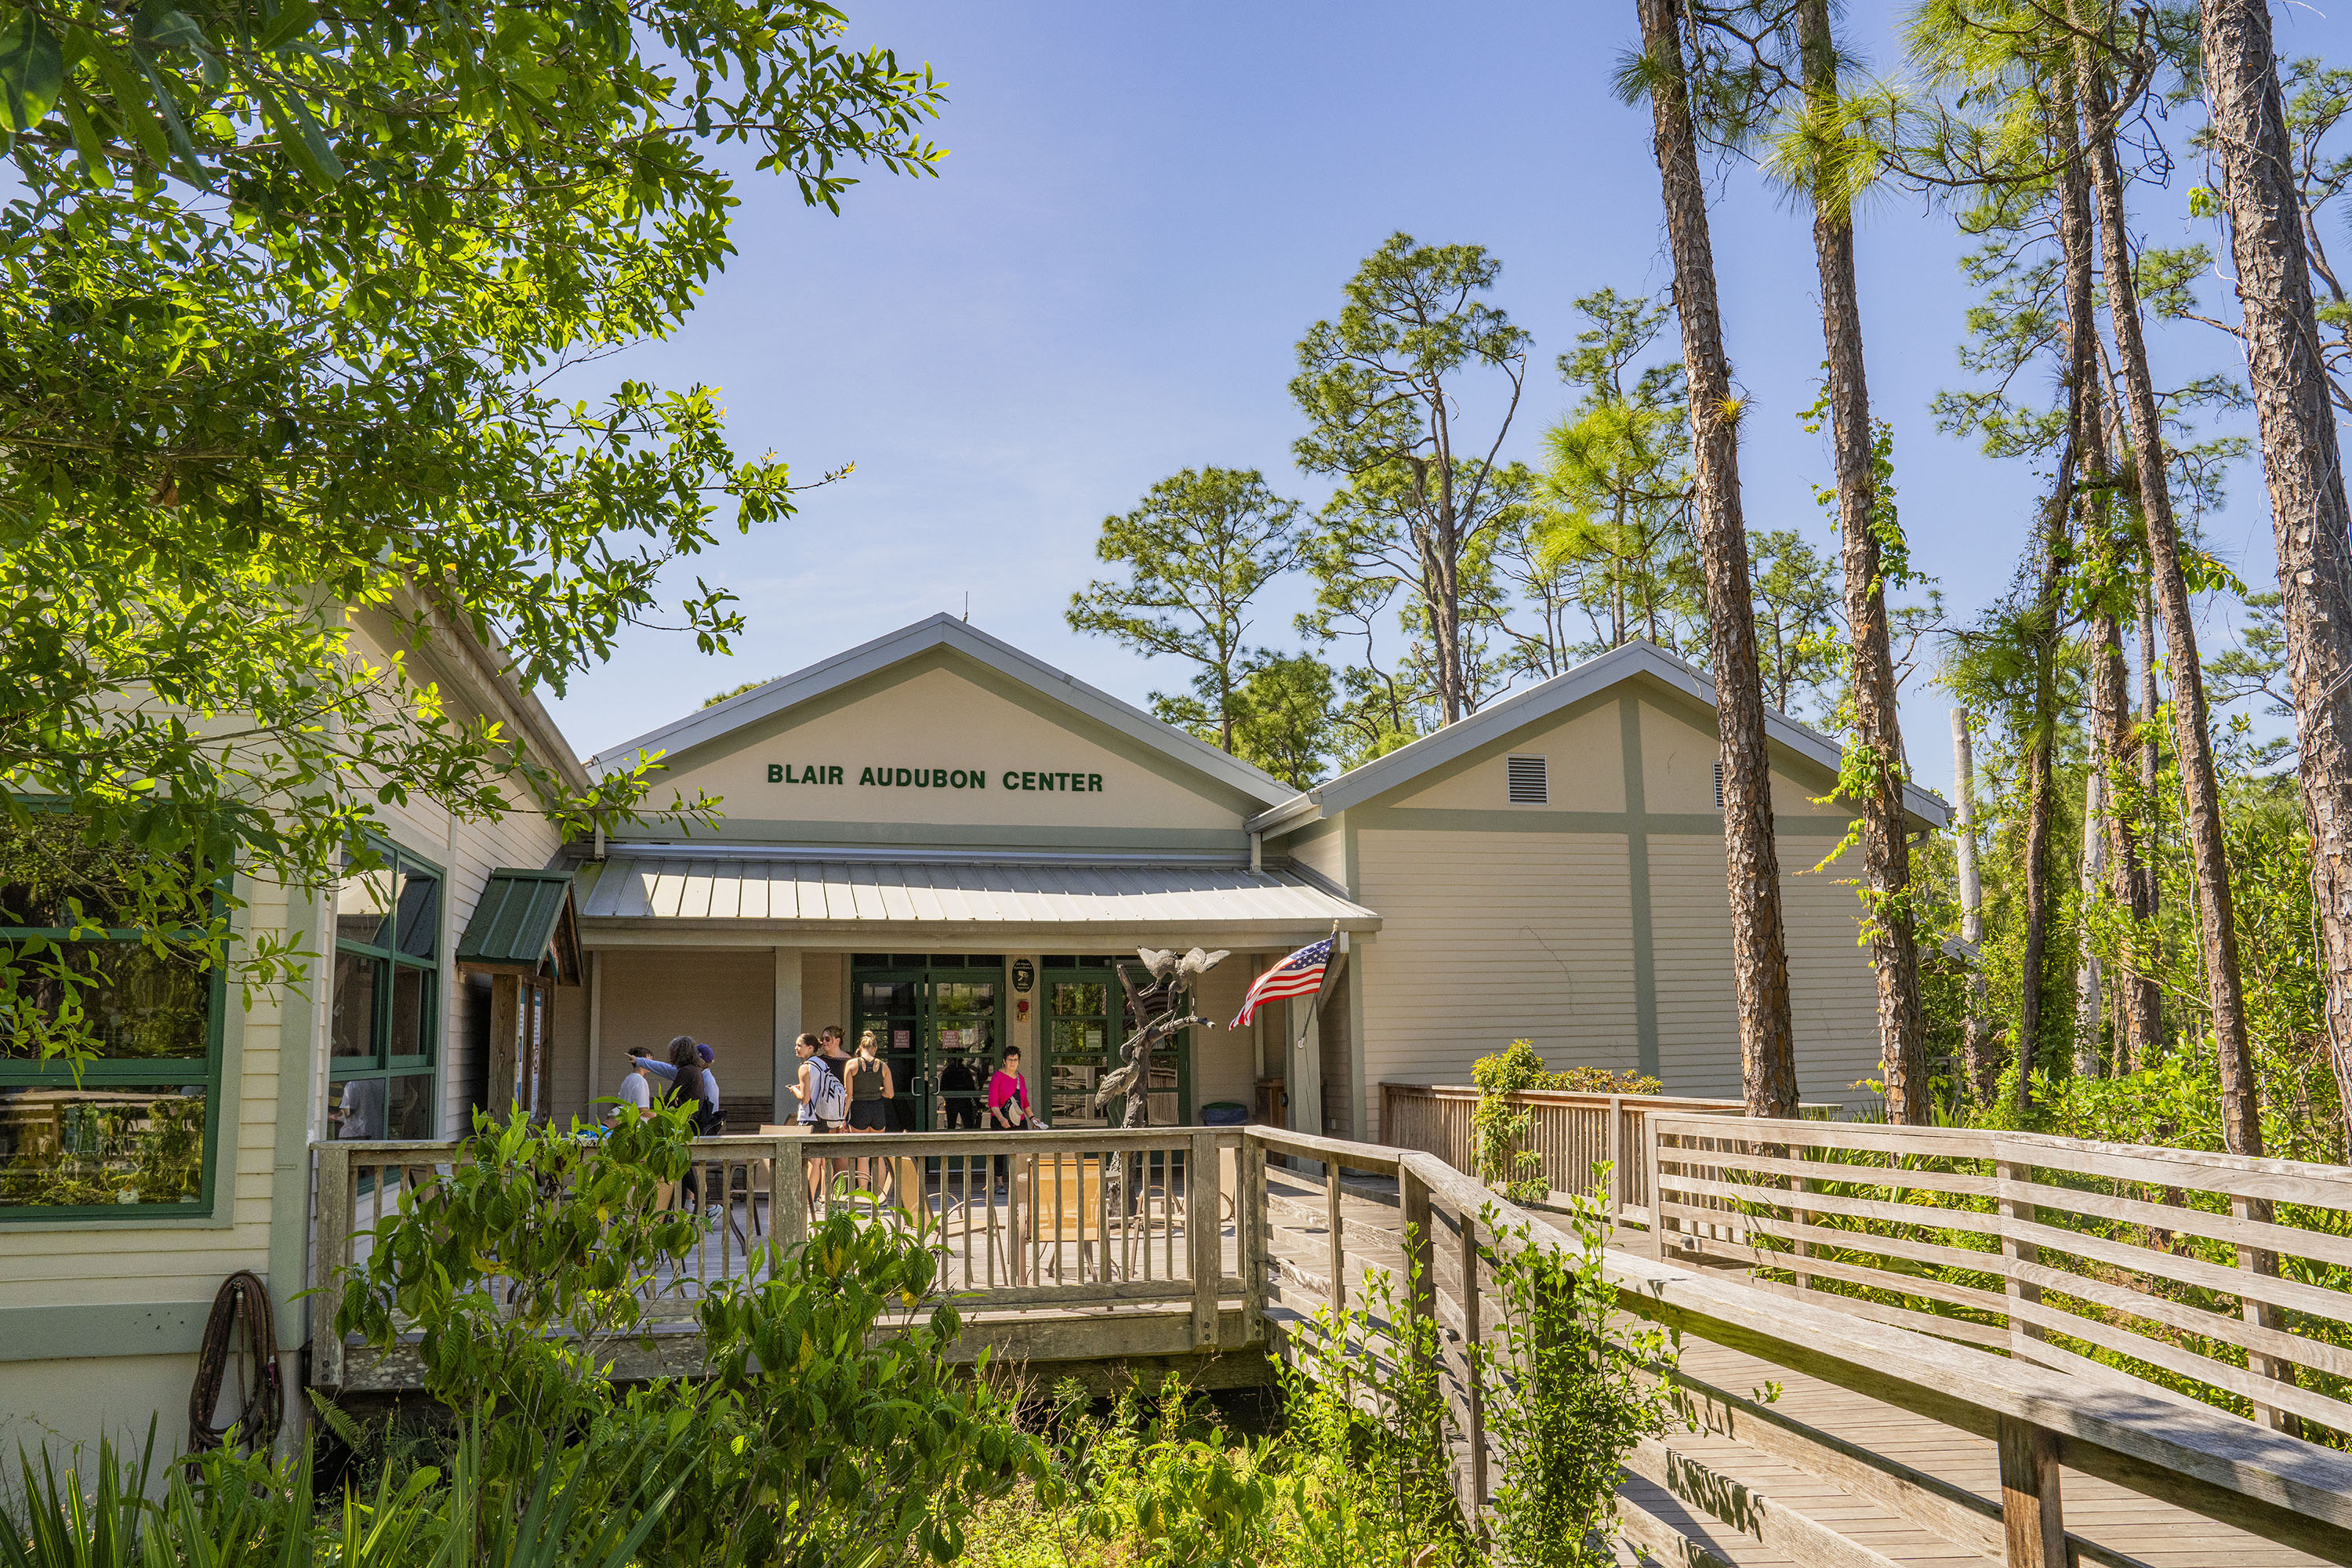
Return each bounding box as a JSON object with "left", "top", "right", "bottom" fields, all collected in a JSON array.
[{"left": 611, "top": 1053, "right": 654, "bottom": 1121}]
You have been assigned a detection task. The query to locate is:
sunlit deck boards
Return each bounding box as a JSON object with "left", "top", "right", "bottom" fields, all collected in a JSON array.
[{"left": 1256, "top": 1171, "right": 2339, "bottom": 1568}]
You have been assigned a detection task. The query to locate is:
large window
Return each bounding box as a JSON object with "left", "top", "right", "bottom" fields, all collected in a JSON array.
[
  {"left": 329, "top": 844, "right": 441, "bottom": 1142},
  {"left": 0, "top": 815, "right": 223, "bottom": 1219}
]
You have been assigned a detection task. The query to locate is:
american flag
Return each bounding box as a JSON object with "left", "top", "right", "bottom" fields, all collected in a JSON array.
[{"left": 1232, "top": 938, "right": 1333, "bottom": 1029}]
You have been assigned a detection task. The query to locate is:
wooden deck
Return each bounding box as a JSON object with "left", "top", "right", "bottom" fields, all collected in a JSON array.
[
  {"left": 1254, "top": 1149, "right": 2341, "bottom": 1568},
  {"left": 312, "top": 1122, "right": 2352, "bottom": 1567}
]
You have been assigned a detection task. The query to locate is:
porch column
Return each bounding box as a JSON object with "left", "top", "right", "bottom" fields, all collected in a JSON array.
[{"left": 773, "top": 948, "right": 802, "bottom": 1123}]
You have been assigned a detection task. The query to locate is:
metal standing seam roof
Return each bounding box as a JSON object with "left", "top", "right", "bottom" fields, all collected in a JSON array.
[
  {"left": 572, "top": 851, "right": 1378, "bottom": 932},
  {"left": 456, "top": 869, "right": 579, "bottom": 967}
]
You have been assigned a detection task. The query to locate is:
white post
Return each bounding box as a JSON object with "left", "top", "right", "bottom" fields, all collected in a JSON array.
[{"left": 773, "top": 947, "right": 803, "bottom": 1124}]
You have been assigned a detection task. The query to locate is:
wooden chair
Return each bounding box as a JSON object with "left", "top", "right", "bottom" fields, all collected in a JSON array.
[{"left": 1019, "top": 1152, "right": 1109, "bottom": 1283}]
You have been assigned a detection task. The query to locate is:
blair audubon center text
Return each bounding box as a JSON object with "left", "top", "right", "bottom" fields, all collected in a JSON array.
[{"left": 767, "top": 764, "right": 1106, "bottom": 793}]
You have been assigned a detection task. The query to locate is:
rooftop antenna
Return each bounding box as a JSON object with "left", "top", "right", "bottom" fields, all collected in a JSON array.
[{"left": 963, "top": 590, "right": 970, "bottom": 623}]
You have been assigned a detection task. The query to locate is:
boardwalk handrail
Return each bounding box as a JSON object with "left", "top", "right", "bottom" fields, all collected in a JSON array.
[
  {"left": 312, "top": 1126, "right": 1247, "bottom": 1390},
  {"left": 1378, "top": 1081, "right": 1750, "bottom": 1222},
  {"left": 1243, "top": 1123, "right": 2352, "bottom": 1568},
  {"left": 1647, "top": 1112, "right": 2352, "bottom": 1443}
]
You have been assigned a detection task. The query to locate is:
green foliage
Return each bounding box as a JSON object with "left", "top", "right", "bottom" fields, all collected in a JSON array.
[
  {"left": 1747, "top": 528, "right": 1844, "bottom": 723},
  {"left": 1472, "top": 1040, "right": 1660, "bottom": 1203},
  {"left": 0, "top": 0, "right": 948, "bottom": 1058},
  {"left": 1292, "top": 232, "right": 1534, "bottom": 728},
  {"left": 328, "top": 1111, "right": 1039, "bottom": 1566},
  {"left": 703, "top": 680, "right": 775, "bottom": 710},
  {"left": 1478, "top": 1195, "right": 1679, "bottom": 1567},
  {"left": 1069, "top": 468, "right": 1307, "bottom": 759},
  {"left": 1225, "top": 652, "right": 1340, "bottom": 790},
  {"left": 1529, "top": 289, "right": 1703, "bottom": 666},
  {"left": 332, "top": 1102, "right": 701, "bottom": 1440}
]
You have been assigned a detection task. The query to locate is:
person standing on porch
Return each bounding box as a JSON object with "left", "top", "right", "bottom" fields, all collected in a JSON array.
[
  {"left": 985, "top": 1046, "right": 1029, "bottom": 1191},
  {"left": 790, "top": 1033, "right": 842, "bottom": 1210},
  {"left": 845, "top": 1029, "right": 895, "bottom": 1192}
]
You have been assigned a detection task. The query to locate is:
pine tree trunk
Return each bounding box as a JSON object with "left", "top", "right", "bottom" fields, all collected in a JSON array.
[
  {"left": 2092, "top": 611, "right": 2161, "bottom": 1064},
  {"left": 1954, "top": 708, "right": 1998, "bottom": 1102},
  {"left": 1637, "top": 0, "right": 1798, "bottom": 1117},
  {"left": 2201, "top": 0, "right": 2352, "bottom": 1134},
  {"left": 2020, "top": 573, "right": 2060, "bottom": 1112},
  {"left": 2054, "top": 89, "right": 2161, "bottom": 1071},
  {"left": 2140, "top": 590, "right": 2165, "bottom": 933},
  {"left": 1797, "top": 0, "right": 1926, "bottom": 1124},
  {"left": 2075, "top": 762, "right": 2108, "bottom": 1079},
  {"left": 2078, "top": 49, "right": 2261, "bottom": 1155}
]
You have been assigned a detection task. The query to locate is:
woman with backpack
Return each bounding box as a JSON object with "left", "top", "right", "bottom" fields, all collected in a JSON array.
[{"left": 791, "top": 1032, "right": 848, "bottom": 1207}]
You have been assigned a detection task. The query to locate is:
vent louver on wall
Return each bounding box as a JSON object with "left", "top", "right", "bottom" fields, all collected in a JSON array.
[
  {"left": 1507, "top": 754, "right": 1548, "bottom": 804},
  {"left": 1713, "top": 761, "right": 1724, "bottom": 809}
]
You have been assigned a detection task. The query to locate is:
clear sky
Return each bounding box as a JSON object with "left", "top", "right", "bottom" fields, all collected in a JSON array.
[{"left": 542, "top": 0, "right": 2350, "bottom": 797}]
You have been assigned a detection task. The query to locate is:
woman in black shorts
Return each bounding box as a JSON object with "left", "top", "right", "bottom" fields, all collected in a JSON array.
[{"left": 844, "top": 1029, "right": 895, "bottom": 1190}]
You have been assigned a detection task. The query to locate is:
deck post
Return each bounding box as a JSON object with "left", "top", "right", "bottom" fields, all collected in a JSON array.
[
  {"left": 1995, "top": 1415, "right": 2065, "bottom": 1567},
  {"left": 1401, "top": 1163, "right": 1434, "bottom": 1327},
  {"left": 1641, "top": 1112, "right": 1667, "bottom": 1258},
  {"left": 1326, "top": 1156, "right": 1346, "bottom": 1320},
  {"left": 1189, "top": 1130, "right": 1220, "bottom": 1348},
  {"left": 1460, "top": 1205, "right": 1486, "bottom": 1512},
  {"left": 1995, "top": 1155, "right": 2045, "bottom": 1360},
  {"left": 773, "top": 1133, "right": 809, "bottom": 1257},
  {"left": 312, "top": 1142, "right": 350, "bottom": 1390},
  {"left": 2230, "top": 1195, "right": 2295, "bottom": 1431},
  {"left": 1241, "top": 1137, "right": 1268, "bottom": 1348},
  {"left": 1604, "top": 1094, "right": 1623, "bottom": 1225}
]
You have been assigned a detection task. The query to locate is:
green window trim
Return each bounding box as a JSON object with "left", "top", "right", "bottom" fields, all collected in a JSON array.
[
  {"left": 1, "top": 802, "right": 233, "bottom": 1223},
  {"left": 328, "top": 837, "right": 445, "bottom": 1143},
  {"left": 1040, "top": 956, "right": 1192, "bottom": 1129}
]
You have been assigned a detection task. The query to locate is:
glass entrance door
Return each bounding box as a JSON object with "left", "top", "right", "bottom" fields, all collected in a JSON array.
[
  {"left": 851, "top": 955, "right": 1004, "bottom": 1131},
  {"left": 1042, "top": 956, "right": 1190, "bottom": 1128}
]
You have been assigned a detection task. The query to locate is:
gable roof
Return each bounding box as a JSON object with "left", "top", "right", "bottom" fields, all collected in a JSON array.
[
  {"left": 586, "top": 615, "right": 1297, "bottom": 808},
  {"left": 1247, "top": 639, "right": 1951, "bottom": 835}
]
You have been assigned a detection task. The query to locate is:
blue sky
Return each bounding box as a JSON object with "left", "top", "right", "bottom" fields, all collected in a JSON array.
[{"left": 543, "top": 0, "right": 2350, "bottom": 797}]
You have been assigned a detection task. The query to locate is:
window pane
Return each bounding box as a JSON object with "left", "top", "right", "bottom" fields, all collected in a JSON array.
[
  {"left": 2, "top": 941, "right": 210, "bottom": 1061},
  {"left": 332, "top": 952, "right": 380, "bottom": 1060},
  {"left": 336, "top": 866, "right": 394, "bottom": 948},
  {"left": 389, "top": 965, "right": 428, "bottom": 1060},
  {"left": 385, "top": 1073, "right": 433, "bottom": 1140},
  {"left": 0, "top": 814, "right": 171, "bottom": 931},
  {"left": 329, "top": 1075, "right": 387, "bottom": 1139},
  {"left": 393, "top": 871, "right": 439, "bottom": 960},
  {"left": 0, "top": 1082, "right": 207, "bottom": 1209},
  {"left": 1051, "top": 982, "right": 1105, "bottom": 1018}
]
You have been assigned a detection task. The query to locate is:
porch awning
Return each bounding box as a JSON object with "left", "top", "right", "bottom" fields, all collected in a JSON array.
[
  {"left": 572, "top": 848, "right": 1378, "bottom": 946},
  {"left": 457, "top": 868, "right": 583, "bottom": 982}
]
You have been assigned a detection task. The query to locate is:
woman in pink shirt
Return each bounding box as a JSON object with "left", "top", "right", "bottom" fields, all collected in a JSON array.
[{"left": 985, "top": 1047, "right": 1029, "bottom": 1189}]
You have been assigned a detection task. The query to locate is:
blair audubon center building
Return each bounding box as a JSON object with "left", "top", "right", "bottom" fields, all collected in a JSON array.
[
  {"left": 0, "top": 609, "right": 1947, "bottom": 1461},
  {"left": 560, "top": 615, "right": 1947, "bottom": 1142}
]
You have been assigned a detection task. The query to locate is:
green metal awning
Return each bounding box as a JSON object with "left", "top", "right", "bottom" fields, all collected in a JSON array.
[{"left": 457, "top": 869, "right": 583, "bottom": 982}]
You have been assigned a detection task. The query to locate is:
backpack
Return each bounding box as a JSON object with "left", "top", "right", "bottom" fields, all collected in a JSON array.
[
  {"left": 669, "top": 1076, "right": 721, "bottom": 1137},
  {"left": 811, "top": 1057, "right": 850, "bottom": 1123}
]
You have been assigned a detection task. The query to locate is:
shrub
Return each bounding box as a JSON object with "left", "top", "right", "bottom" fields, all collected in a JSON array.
[
  {"left": 1470, "top": 1041, "right": 1661, "bottom": 1202},
  {"left": 1476, "top": 1183, "right": 1678, "bottom": 1566}
]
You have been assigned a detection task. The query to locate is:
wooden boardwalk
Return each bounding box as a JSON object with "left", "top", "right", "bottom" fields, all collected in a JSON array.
[{"left": 1256, "top": 1164, "right": 2333, "bottom": 1568}]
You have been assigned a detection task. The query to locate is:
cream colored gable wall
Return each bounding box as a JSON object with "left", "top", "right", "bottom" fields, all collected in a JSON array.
[
  {"left": 1635, "top": 693, "right": 1846, "bottom": 819},
  {"left": 1385, "top": 702, "right": 1626, "bottom": 812},
  {"left": 1351, "top": 829, "right": 1641, "bottom": 1136},
  {"left": 1284, "top": 825, "right": 1345, "bottom": 888},
  {"left": 1646, "top": 837, "right": 1878, "bottom": 1106},
  {"left": 639, "top": 662, "right": 1247, "bottom": 838}
]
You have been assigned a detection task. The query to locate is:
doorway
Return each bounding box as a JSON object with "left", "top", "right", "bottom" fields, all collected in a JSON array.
[
  {"left": 1041, "top": 956, "right": 1191, "bottom": 1128},
  {"left": 851, "top": 954, "right": 1004, "bottom": 1131}
]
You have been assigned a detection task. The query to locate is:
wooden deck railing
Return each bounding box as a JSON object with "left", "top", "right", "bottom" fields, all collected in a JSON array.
[
  {"left": 1647, "top": 1112, "right": 2352, "bottom": 1442},
  {"left": 1247, "top": 1120, "right": 2352, "bottom": 1568},
  {"left": 311, "top": 1127, "right": 1250, "bottom": 1391},
  {"left": 1377, "top": 1080, "right": 1749, "bottom": 1221}
]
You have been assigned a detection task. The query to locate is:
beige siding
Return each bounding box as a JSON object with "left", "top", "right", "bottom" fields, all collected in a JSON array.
[
  {"left": 1189, "top": 959, "right": 1256, "bottom": 1116},
  {"left": 596, "top": 949, "right": 775, "bottom": 1108},
  {"left": 1352, "top": 829, "right": 1640, "bottom": 1140},
  {"left": 1646, "top": 837, "right": 1880, "bottom": 1108},
  {"left": 1283, "top": 824, "right": 1346, "bottom": 890},
  {"left": 1388, "top": 700, "right": 1625, "bottom": 812}
]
